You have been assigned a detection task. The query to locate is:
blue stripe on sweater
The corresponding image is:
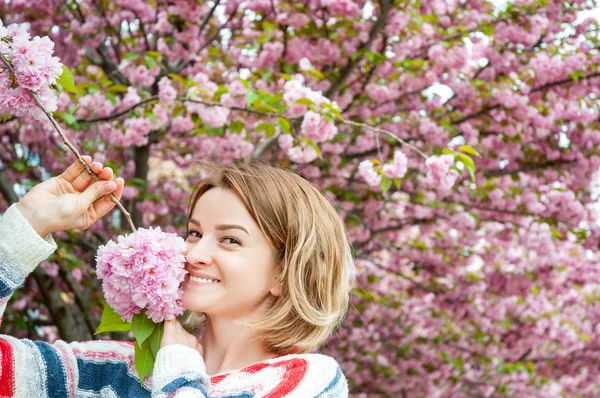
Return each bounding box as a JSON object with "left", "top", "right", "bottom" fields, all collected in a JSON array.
[
  {"left": 0, "top": 278, "right": 11, "bottom": 298},
  {"left": 162, "top": 377, "right": 207, "bottom": 395},
  {"left": 34, "top": 341, "right": 69, "bottom": 398},
  {"left": 316, "top": 365, "right": 343, "bottom": 397},
  {"left": 76, "top": 358, "right": 150, "bottom": 396}
]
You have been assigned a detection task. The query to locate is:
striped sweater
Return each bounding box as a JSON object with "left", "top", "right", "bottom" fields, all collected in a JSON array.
[{"left": 0, "top": 204, "right": 348, "bottom": 397}]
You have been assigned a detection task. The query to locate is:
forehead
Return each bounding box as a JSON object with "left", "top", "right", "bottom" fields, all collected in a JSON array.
[{"left": 190, "top": 188, "right": 254, "bottom": 225}]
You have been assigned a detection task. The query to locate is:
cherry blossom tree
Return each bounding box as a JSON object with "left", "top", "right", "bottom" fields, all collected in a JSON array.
[{"left": 1, "top": 0, "right": 600, "bottom": 396}]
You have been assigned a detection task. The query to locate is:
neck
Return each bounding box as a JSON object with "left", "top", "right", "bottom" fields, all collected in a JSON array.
[{"left": 199, "top": 316, "right": 276, "bottom": 375}]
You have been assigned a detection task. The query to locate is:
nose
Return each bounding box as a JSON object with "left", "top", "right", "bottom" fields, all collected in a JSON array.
[{"left": 185, "top": 238, "right": 215, "bottom": 268}]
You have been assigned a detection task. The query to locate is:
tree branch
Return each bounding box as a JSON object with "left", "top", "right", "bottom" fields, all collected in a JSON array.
[
  {"left": 482, "top": 159, "right": 576, "bottom": 178},
  {"left": 94, "top": 42, "right": 131, "bottom": 86},
  {"left": 324, "top": 0, "right": 392, "bottom": 98},
  {"left": 198, "top": 0, "right": 221, "bottom": 36}
]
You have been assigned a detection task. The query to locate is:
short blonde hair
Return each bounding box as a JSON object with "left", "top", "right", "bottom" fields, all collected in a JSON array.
[{"left": 182, "top": 161, "right": 354, "bottom": 354}]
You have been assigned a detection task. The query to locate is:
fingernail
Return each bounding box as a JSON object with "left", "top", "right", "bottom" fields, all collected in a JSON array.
[{"left": 104, "top": 181, "right": 116, "bottom": 192}]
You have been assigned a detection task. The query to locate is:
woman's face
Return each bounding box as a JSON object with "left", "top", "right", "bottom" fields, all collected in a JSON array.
[{"left": 181, "top": 187, "right": 280, "bottom": 320}]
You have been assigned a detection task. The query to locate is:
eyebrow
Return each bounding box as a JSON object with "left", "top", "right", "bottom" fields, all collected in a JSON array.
[{"left": 188, "top": 218, "right": 249, "bottom": 235}]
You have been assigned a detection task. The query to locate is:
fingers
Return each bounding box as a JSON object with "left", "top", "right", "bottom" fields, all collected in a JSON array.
[
  {"left": 79, "top": 179, "right": 117, "bottom": 211},
  {"left": 72, "top": 163, "right": 113, "bottom": 192},
  {"left": 93, "top": 177, "right": 124, "bottom": 218},
  {"left": 59, "top": 155, "right": 92, "bottom": 182}
]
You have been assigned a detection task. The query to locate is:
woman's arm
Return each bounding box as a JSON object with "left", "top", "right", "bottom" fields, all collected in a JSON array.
[{"left": 0, "top": 204, "right": 57, "bottom": 322}]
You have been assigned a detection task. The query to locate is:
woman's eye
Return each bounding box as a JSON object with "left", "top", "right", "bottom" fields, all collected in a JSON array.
[
  {"left": 186, "top": 230, "right": 202, "bottom": 239},
  {"left": 223, "top": 237, "right": 241, "bottom": 245}
]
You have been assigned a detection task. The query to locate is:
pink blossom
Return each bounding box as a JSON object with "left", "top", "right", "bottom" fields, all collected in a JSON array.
[
  {"left": 358, "top": 160, "right": 382, "bottom": 188},
  {"left": 122, "top": 117, "right": 153, "bottom": 146},
  {"left": 299, "top": 57, "right": 312, "bottom": 71},
  {"left": 382, "top": 150, "right": 408, "bottom": 179},
  {"left": 287, "top": 144, "right": 318, "bottom": 164},
  {"left": 300, "top": 111, "right": 338, "bottom": 143},
  {"left": 228, "top": 80, "right": 246, "bottom": 96},
  {"left": 96, "top": 227, "right": 187, "bottom": 323},
  {"left": 425, "top": 155, "right": 459, "bottom": 196},
  {"left": 158, "top": 76, "right": 177, "bottom": 105},
  {"left": 121, "top": 87, "right": 141, "bottom": 109},
  {"left": 278, "top": 134, "right": 294, "bottom": 150}
]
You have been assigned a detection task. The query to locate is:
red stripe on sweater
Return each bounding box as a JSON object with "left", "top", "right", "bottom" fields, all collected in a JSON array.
[
  {"left": 0, "top": 339, "right": 15, "bottom": 397},
  {"left": 211, "top": 358, "right": 308, "bottom": 397}
]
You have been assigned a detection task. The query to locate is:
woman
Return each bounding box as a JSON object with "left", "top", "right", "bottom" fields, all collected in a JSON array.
[{"left": 0, "top": 156, "right": 354, "bottom": 397}]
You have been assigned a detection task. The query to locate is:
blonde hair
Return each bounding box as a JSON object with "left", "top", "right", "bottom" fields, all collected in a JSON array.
[{"left": 181, "top": 161, "right": 354, "bottom": 354}]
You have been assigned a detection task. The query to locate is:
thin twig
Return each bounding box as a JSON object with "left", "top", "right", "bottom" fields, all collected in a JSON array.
[{"left": 0, "top": 52, "right": 136, "bottom": 233}]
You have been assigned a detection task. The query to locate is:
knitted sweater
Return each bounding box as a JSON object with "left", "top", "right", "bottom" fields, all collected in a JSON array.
[{"left": 0, "top": 204, "right": 348, "bottom": 397}]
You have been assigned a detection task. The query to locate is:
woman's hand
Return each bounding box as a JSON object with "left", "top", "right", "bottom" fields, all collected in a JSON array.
[
  {"left": 16, "top": 155, "right": 124, "bottom": 237},
  {"left": 161, "top": 319, "right": 204, "bottom": 356}
]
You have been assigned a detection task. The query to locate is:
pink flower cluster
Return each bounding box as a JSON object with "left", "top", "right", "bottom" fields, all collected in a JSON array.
[
  {"left": 382, "top": 150, "right": 408, "bottom": 179},
  {"left": 158, "top": 76, "right": 177, "bottom": 105},
  {"left": 0, "top": 21, "right": 62, "bottom": 120},
  {"left": 425, "top": 154, "right": 459, "bottom": 197},
  {"left": 283, "top": 77, "right": 331, "bottom": 117},
  {"left": 300, "top": 110, "right": 338, "bottom": 143},
  {"left": 359, "top": 160, "right": 382, "bottom": 188},
  {"left": 96, "top": 227, "right": 187, "bottom": 323}
]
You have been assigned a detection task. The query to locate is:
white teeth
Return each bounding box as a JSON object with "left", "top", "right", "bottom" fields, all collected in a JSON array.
[{"left": 189, "top": 275, "right": 220, "bottom": 284}]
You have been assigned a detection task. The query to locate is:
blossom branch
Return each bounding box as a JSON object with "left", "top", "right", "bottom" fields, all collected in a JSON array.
[
  {"left": 77, "top": 96, "right": 159, "bottom": 123},
  {"left": 0, "top": 52, "right": 136, "bottom": 233}
]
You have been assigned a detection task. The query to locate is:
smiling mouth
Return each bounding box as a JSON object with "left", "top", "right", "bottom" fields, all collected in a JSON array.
[{"left": 188, "top": 275, "right": 220, "bottom": 284}]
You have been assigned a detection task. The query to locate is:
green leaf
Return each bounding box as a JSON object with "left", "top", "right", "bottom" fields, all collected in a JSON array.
[
  {"left": 277, "top": 117, "right": 291, "bottom": 134},
  {"left": 57, "top": 112, "right": 78, "bottom": 127},
  {"left": 455, "top": 153, "right": 476, "bottom": 182},
  {"left": 256, "top": 123, "right": 276, "bottom": 138},
  {"left": 107, "top": 84, "right": 130, "bottom": 93},
  {"left": 123, "top": 52, "right": 139, "bottom": 60},
  {"left": 458, "top": 145, "right": 481, "bottom": 157},
  {"left": 569, "top": 71, "right": 585, "bottom": 82},
  {"left": 168, "top": 73, "right": 186, "bottom": 86},
  {"left": 131, "top": 313, "right": 156, "bottom": 347},
  {"left": 229, "top": 120, "right": 245, "bottom": 134},
  {"left": 76, "top": 81, "right": 99, "bottom": 94},
  {"left": 146, "top": 51, "right": 162, "bottom": 59},
  {"left": 57, "top": 65, "right": 80, "bottom": 94},
  {"left": 550, "top": 227, "right": 564, "bottom": 239},
  {"left": 143, "top": 55, "right": 156, "bottom": 69},
  {"left": 482, "top": 24, "right": 495, "bottom": 36},
  {"left": 105, "top": 92, "right": 118, "bottom": 106},
  {"left": 147, "top": 323, "right": 164, "bottom": 358},
  {"left": 245, "top": 91, "right": 258, "bottom": 107},
  {"left": 295, "top": 98, "right": 315, "bottom": 106},
  {"left": 134, "top": 341, "right": 155, "bottom": 384},
  {"left": 253, "top": 101, "right": 278, "bottom": 113},
  {"left": 95, "top": 304, "right": 131, "bottom": 335},
  {"left": 322, "top": 103, "right": 343, "bottom": 119},
  {"left": 380, "top": 176, "right": 392, "bottom": 193},
  {"left": 172, "top": 106, "right": 185, "bottom": 118}
]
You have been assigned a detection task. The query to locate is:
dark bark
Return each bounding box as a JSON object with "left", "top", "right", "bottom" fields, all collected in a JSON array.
[{"left": 325, "top": 0, "right": 392, "bottom": 98}]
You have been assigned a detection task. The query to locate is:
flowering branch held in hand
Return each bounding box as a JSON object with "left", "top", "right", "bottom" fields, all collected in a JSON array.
[{"left": 0, "top": 22, "right": 135, "bottom": 232}]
